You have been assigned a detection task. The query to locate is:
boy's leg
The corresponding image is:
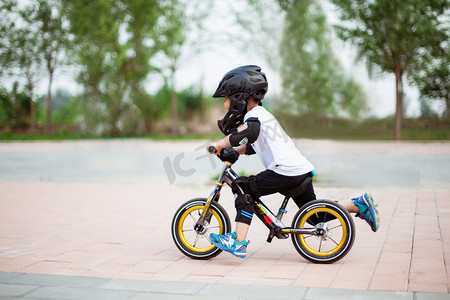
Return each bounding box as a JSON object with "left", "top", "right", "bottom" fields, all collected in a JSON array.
[
  {"left": 341, "top": 201, "right": 359, "bottom": 213},
  {"left": 235, "top": 221, "right": 250, "bottom": 242},
  {"left": 209, "top": 178, "right": 254, "bottom": 258}
]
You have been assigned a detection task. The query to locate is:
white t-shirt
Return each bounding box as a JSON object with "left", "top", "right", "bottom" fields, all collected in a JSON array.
[{"left": 244, "top": 106, "right": 314, "bottom": 176}]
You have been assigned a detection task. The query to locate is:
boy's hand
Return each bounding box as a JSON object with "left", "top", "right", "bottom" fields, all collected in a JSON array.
[
  {"left": 208, "top": 123, "right": 247, "bottom": 154},
  {"left": 207, "top": 141, "right": 222, "bottom": 154},
  {"left": 217, "top": 147, "right": 240, "bottom": 163}
]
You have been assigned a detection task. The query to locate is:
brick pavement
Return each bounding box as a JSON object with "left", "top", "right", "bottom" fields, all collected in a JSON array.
[
  {"left": 0, "top": 181, "right": 449, "bottom": 294},
  {"left": 0, "top": 140, "right": 449, "bottom": 298}
]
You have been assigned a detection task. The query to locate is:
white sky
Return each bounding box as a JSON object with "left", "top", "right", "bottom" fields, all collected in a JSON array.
[{"left": 46, "top": 0, "right": 427, "bottom": 118}]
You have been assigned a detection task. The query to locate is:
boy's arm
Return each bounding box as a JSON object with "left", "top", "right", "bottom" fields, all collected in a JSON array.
[
  {"left": 209, "top": 135, "right": 232, "bottom": 154},
  {"left": 209, "top": 141, "right": 251, "bottom": 156},
  {"left": 236, "top": 144, "right": 247, "bottom": 155},
  {"left": 209, "top": 118, "right": 260, "bottom": 154},
  {"left": 209, "top": 122, "right": 248, "bottom": 153}
]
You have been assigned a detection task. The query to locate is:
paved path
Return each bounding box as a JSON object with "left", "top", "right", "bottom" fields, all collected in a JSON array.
[
  {"left": 1, "top": 272, "right": 446, "bottom": 299},
  {"left": 1, "top": 139, "right": 449, "bottom": 188},
  {"left": 0, "top": 140, "right": 449, "bottom": 299}
]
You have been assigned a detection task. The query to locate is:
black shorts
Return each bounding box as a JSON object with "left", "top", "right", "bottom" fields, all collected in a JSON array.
[
  {"left": 255, "top": 169, "right": 317, "bottom": 209},
  {"left": 234, "top": 169, "right": 317, "bottom": 224}
]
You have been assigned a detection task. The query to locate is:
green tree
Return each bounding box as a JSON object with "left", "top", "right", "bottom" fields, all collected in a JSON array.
[
  {"left": 232, "top": 0, "right": 283, "bottom": 71},
  {"left": 51, "top": 94, "right": 82, "bottom": 126},
  {"left": 0, "top": 1, "right": 42, "bottom": 132},
  {"left": 161, "top": 0, "right": 186, "bottom": 136},
  {"left": 24, "top": 0, "right": 69, "bottom": 136},
  {"left": 418, "top": 95, "right": 439, "bottom": 119},
  {"left": 155, "top": 0, "right": 211, "bottom": 136},
  {"left": 331, "top": 0, "right": 448, "bottom": 139},
  {"left": 279, "top": 0, "right": 365, "bottom": 117},
  {"left": 64, "top": 0, "right": 162, "bottom": 136},
  {"left": 63, "top": 0, "right": 124, "bottom": 136},
  {"left": 0, "top": 84, "right": 35, "bottom": 129},
  {"left": 178, "top": 86, "right": 203, "bottom": 120},
  {"left": 0, "top": 87, "right": 14, "bottom": 128},
  {"left": 126, "top": 0, "right": 162, "bottom": 134},
  {"left": 413, "top": 54, "right": 450, "bottom": 119}
]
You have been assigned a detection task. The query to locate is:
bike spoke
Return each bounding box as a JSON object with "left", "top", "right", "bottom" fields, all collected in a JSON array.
[
  {"left": 328, "top": 236, "right": 340, "bottom": 246},
  {"left": 192, "top": 234, "right": 200, "bottom": 247},
  {"left": 314, "top": 212, "right": 319, "bottom": 220},
  {"left": 318, "top": 238, "right": 323, "bottom": 252},
  {"left": 204, "top": 225, "right": 220, "bottom": 230},
  {"left": 330, "top": 224, "right": 343, "bottom": 230},
  {"left": 183, "top": 225, "right": 219, "bottom": 233},
  {"left": 302, "top": 234, "right": 315, "bottom": 239},
  {"left": 188, "top": 212, "right": 197, "bottom": 223}
]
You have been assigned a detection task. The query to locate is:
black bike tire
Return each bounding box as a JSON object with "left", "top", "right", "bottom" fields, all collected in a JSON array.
[
  {"left": 171, "top": 198, "right": 231, "bottom": 260},
  {"left": 291, "top": 199, "right": 355, "bottom": 264}
]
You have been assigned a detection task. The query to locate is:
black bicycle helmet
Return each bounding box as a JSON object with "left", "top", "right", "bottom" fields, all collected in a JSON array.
[{"left": 213, "top": 65, "right": 268, "bottom": 135}]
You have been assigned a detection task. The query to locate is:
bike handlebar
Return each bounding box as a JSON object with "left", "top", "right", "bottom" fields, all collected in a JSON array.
[{"left": 208, "top": 146, "right": 217, "bottom": 154}]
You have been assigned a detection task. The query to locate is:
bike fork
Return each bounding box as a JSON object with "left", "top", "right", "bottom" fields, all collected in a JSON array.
[
  {"left": 195, "top": 163, "right": 236, "bottom": 232},
  {"left": 194, "top": 180, "right": 225, "bottom": 232}
]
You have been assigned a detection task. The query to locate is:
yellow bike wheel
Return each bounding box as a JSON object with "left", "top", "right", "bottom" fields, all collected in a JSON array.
[
  {"left": 172, "top": 198, "right": 231, "bottom": 259},
  {"left": 291, "top": 200, "right": 355, "bottom": 263}
]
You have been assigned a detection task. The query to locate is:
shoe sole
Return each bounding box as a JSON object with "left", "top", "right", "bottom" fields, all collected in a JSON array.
[{"left": 209, "top": 239, "right": 246, "bottom": 258}]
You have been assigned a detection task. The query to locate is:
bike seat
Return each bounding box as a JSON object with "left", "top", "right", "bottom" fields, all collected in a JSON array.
[{"left": 280, "top": 176, "right": 312, "bottom": 199}]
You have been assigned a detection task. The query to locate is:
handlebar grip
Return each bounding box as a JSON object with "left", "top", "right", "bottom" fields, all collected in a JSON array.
[{"left": 208, "top": 146, "right": 217, "bottom": 154}]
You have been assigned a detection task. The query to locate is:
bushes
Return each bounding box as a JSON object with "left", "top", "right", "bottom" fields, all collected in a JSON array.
[
  {"left": 0, "top": 83, "right": 210, "bottom": 138},
  {"left": 0, "top": 87, "right": 35, "bottom": 129}
]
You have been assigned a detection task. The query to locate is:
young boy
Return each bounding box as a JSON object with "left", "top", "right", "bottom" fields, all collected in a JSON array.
[{"left": 208, "top": 65, "right": 379, "bottom": 258}]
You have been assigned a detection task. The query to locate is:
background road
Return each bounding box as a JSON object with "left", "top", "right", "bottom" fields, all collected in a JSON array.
[{"left": 0, "top": 139, "right": 448, "bottom": 189}]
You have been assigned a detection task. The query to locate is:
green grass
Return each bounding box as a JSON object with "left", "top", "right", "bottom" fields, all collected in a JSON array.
[
  {"left": 144, "top": 132, "right": 223, "bottom": 141},
  {"left": 1, "top": 117, "right": 448, "bottom": 141},
  {"left": 0, "top": 131, "right": 91, "bottom": 141},
  {"left": 0, "top": 130, "right": 223, "bottom": 141},
  {"left": 284, "top": 126, "right": 449, "bottom": 141}
]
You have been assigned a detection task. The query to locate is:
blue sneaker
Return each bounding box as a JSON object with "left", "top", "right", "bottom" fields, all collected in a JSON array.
[
  {"left": 352, "top": 193, "right": 380, "bottom": 232},
  {"left": 209, "top": 232, "right": 249, "bottom": 258}
]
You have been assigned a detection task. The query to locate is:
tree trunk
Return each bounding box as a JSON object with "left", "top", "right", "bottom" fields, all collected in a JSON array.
[
  {"left": 110, "top": 103, "right": 121, "bottom": 137},
  {"left": 12, "top": 83, "right": 19, "bottom": 128},
  {"left": 45, "top": 70, "right": 53, "bottom": 137},
  {"left": 144, "top": 118, "right": 152, "bottom": 133},
  {"left": 200, "top": 89, "right": 206, "bottom": 120},
  {"left": 394, "top": 62, "right": 403, "bottom": 140},
  {"left": 30, "top": 94, "right": 35, "bottom": 134},
  {"left": 446, "top": 96, "right": 450, "bottom": 120},
  {"left": 111, "top": 125, "right": 120, "bottom": 137},
  {"left": 26, "top": 75, "right": 35, "bottom": 133},
  {"left": 110, "top": 113, "right": 120, "bottom": 137},
  {"left": 170, "top": 64, "right": 178, "bottom": 136}
]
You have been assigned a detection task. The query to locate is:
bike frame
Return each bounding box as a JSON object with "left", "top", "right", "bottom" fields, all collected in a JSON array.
[{"left": 195, "top": 161, "right": 319, "bottom": 242}]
